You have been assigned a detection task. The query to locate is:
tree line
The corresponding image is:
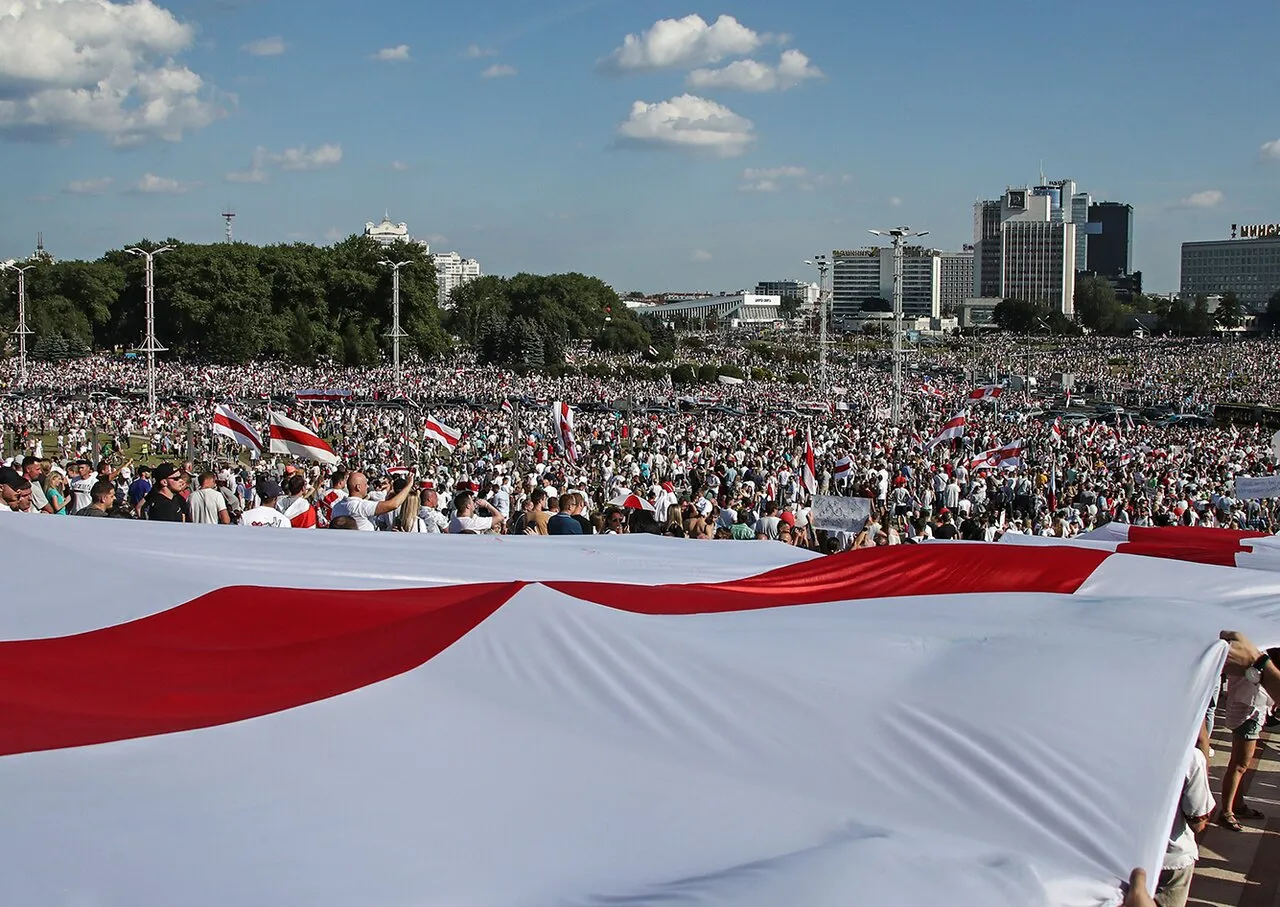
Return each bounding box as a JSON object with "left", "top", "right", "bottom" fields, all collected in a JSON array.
[{"left": 0, "top": 237, "right": 659, "bottom": 366}]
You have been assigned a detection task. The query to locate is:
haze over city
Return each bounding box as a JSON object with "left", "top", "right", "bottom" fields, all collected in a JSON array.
[{"left": 2, "top": 0, "right": 1278, "bottom": 293}]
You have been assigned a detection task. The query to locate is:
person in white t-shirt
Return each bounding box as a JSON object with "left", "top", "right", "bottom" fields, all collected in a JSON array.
[
  {"left": 240, "top": 479, "right": 292, "bottom": 528},
  {"left": 68, "top": 460, "right": 96, "bottom": 513},
  {"left": 448, "top": 491, "right": 504, "bottom": 534},
  {"left": 188, "top": 472, "right": 230, "bottom": 525},
  {"left": 1155, "top": 748, "right": 1215, "bottom": 907},
  {"left": 331, "top": 470, "right": 416, "bottom": 531}
]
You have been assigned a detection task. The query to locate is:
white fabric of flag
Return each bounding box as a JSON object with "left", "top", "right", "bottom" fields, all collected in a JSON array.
[
  {"left": 0, "top": 517, "right": 1277, "bottom": 907},
  {"left": 211, "top": 404, "right": 263, "bottom": 451},
  {"left": 267, "top": 411, "right": 339, "bottom": 466}
]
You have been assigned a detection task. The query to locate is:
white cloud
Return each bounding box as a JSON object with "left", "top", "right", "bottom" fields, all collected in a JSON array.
[
  {"left": 600, "top": 14, "right": 761, "bottom": 73},
  {"left": 226, "top": 146, "right": 268, "bottom": 183},
  {"left": 617, "top": 94, "right": 754, "bottom": 157},
  {"left": 132, "top": 172, "right": 190, "bottom": 194},
  {"left": 389, "top": 160, "right": 410, "bottom": 172},
  {"left": 242, "top": 36, "right": 285, "bottom": 56},
  {"left": 739, "top": 166, "right": 806, "bottom": 192},
  {"left": 889, "top": 196, "right": 902, "bottom": 207},
  {"left": 271, "top": 143, "right": 342, "bottom": 171},
  {"left": 687, "top": 49, "right": 823, "bottom": 92},
  {"left": 481, "top": 63, "right": 517, "bottom": 79},
  {"left": 1261, "top": 138, "right": 1280, "bottom": 161},
  {"left": 464, "top": 44, "right": 497, "bottom": 58},
  {"left": 423, "top": 233, "right": 449, "bottom": 246},
  {"left": 64, "top": 177, "right": 114, "bottom": 195},
  {"left": 691, "top": 249, "right": 713, "bottom": 262},
  {"left": 0, "top": 0, "right": 223, "bottom": 146},
  {"left": 372, "top": 44, "right": 410, "bottom": 62},
  {"left": 1178, "top": 190, "right": 1223, "bottom": 209}
]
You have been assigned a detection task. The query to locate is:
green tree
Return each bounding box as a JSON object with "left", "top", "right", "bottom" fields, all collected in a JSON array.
[
  {"left": 1190, "top": 296, "right": 1214, "bottom": 335},
  {"left": 1266, "top": 288, "right": 1280, "bottom": 331},
  {"left": 1074, "top": 276, "right": 1123, "bottom": 333},
  {"left": 1215, "top": 292, "right": 1243, "bottom": 329},
  {"left": 992, "top": 298, "right": 1040, "bottom": 332}
]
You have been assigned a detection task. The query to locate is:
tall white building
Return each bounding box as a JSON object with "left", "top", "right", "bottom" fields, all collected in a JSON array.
[
  {"left": 831, "top": 247, "right": 941, "bottom": 323},
  {"left": 434, "top": 251, "right": 481, "bottom": 308},
  {"left": 938, "top": 248, "right": 974, "bottom": 314},
  {"left": 364, "top": 213, "right": 431, "bottom": 251},
  {"left": 998, "top": 189, "right": 1076, "bottom": 315}
]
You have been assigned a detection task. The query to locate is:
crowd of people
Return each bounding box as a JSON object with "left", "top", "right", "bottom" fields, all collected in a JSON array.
[{"left": 2, "top": 331, "right": 1279, "bottom": 907}]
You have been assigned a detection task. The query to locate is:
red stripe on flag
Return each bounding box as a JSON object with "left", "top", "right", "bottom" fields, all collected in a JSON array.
[
  {"left": 213, "top": 412, "right": 261, "bottom": 448},
  {"left": 270, "top": 424, "right": 335, "bottom": 453},
  {"left": 0, "top": 582, "right": 517, "bottom": 757}
]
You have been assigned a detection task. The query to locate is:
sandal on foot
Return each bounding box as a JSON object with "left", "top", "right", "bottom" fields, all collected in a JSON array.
[
  {"left": 1219, "top": 813, "right": 1244, "bottom": 831},
  {"left": 1236, "top": 803, "right": 1265, "bottom": 820}
]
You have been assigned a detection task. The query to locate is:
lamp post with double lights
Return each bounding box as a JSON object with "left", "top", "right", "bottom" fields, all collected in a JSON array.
[
  {"left": 803, "top": 255, "right": 830, "bottom": 387},
  {"left": 378, "top": 259, "right": 413, "bottom": 391},
  {"left": 126, "top": 245, "right": 174, "bottom": 417},
  {"left": 868, "top": 227, "right": 928, "bottom": 425},
  {"left": 1, "top": 261, "right": 35, "bottom": 388}
]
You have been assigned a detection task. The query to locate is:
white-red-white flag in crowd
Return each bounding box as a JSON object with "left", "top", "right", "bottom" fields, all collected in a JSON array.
[
  {"left": 552, "top": 401, "right": 577, "bottom": 464},
  {"left": 927, "top": 409, "right": 968, "bottom": 449},
  {"left": 919, "top": 376, "right": 947, "bottom": 399},
  {"left": 801, "top": 429, "right": 817, "bottom": 495},
  {"left": 212, "top": 404, "right": 263, "bottom": 452},
  {"left": 970, "top": 439, "right": 1024, "bottom": 472},
  {"left": 968, "top": 384, "right": 1003, "bottom": 400},
  {"left": 268, "top": 411, "right": 339, "bottom": 466},
  {"left": 501, "top": 399, "right": 514, "bottom": 416},
  {"left": 833, "top": 454, "right": 852, "bottom": 481},
  {"left": 1049, "top": 417, "right": 1063, "bottom": 446},
  {"left": 423, "top": 416, "right": 461, "bottom": 452}
]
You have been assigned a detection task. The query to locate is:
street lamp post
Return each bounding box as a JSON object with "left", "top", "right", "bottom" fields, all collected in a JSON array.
[
  {"left": 869, "top": 227, "right": 928, "bottom": 425},
  {"left": 126, "top": 245, "right": 174, "bottom": 417},
  {"left": 2, "top": 261, "right": 35, "bottom": 388},
  {"left": 803, "top": 255, "right": 829, "bottom": 387},
  {"left": 379, "top": 260, "right": 412, "bottom": 391}
]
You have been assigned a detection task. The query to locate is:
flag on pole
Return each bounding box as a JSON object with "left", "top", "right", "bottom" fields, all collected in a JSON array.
[
  {"left": 919, "top": 377, "right": 947, "bottom": 399},
  {"left": 268, "top": 411, "right": 339, "bottom": 466},
  {"left": 968, "top": 385, "right": 1003, "bottom": 401},
  {"left": 423, "top": 416, "right": 461, "bottom": 452},
  {"left": 833, "top": 454, "right": 852, "bottom": 482},
  {"left": 801, "top": 429, "right": 817, "bottom": 495},
  {"left": 1049, "top": 417, "right": 1063, "bottom": 446},
  {"left": 553, "top": 401, "right": 578, "bottom": 464},
  {"left": 969, "top": 439, "right": 1024, "bottom": 472},
  {"left": 212, "top": 404, "right": 263, "bottom": 452},
  {"left": 501, "top": 399, "right": 514, "bottom": 416},
  {"left": 927, "top": 410, "right": 968, "bottom": 450}
]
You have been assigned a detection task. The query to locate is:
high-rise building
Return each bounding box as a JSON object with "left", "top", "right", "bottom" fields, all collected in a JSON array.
[
  {"left": 1086, "top": 202, "right": 1134, "bottom": 277},
  {"left": 754, "top": 280, "right": 820, "bottom": 310},
  {"left": 1070, "top": 192, "right": 1092, "bottom": 271},
  {"left": 363, "top": 213, "right": 431, "bottom": 251},
  {"left": 972, "top": 200, "right": 1003, "bottom": 298},
  {"left": 938, "top": 248, "right": 974, "bottom": 314},
  {"left": 998, "top": 189, "right": 1077, "bottom": 315},
  {"left": 1181, "top": 232, "right": 1280, "bottom": 307},
  {"left": 434, "top": 252, "right": 481, "bottom": 308},
  {"left": 831, "top": 247, "right": 941, "bottom": 322}
]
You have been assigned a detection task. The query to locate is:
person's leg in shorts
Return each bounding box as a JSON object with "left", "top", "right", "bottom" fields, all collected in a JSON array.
[
  {"left": 1219, "top": 716, "right": 1262, "bottom": 830},
  {"left": 1154, "top": 864, "right": 1194, "bottom": 907}
]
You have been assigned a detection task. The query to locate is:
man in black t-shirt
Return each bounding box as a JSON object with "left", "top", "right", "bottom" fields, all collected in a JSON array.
[
  {"left": 933, "top": 508, "right": 959, "bottom": 540},
  {"left": 145, "top": 462, "right": 189, "bottom": 523}
]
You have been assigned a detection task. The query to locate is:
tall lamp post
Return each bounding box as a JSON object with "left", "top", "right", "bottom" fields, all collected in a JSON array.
[
  {"left": 379, "top": 259, "right": 412, "bottom": 391},
  {"left": 2, "top": 261, "right": 35, "bottom": 388},
  {"left": 869, "top": 226, "right": 928, "bottom": 425},
  {"left": 126, "top": 245, "right": 173, "bottom": 417},
  {"left": 803, "top": 255, "right": 829, "bottom": 387}
]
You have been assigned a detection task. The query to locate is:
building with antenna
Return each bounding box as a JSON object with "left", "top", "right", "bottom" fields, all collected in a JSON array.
[
  {"left": 363, "top": 212, "right": 430, "bottom": 251},
  {"left": 29, "top": 232, "right": 53, "bottom": 263}
]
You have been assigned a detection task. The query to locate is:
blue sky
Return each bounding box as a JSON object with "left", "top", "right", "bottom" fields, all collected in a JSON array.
[{"left": 3, "top": 0, "right": 1278, "bottom": 294}]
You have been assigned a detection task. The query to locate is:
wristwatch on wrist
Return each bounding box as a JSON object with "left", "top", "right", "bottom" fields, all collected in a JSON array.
[{"left": 1246, "top": 652, "right": 1272, "bottom": 684}]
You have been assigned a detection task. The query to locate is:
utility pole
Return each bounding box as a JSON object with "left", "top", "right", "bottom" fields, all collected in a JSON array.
[
  {"left": 869, "top": 227, "right": 928, "bottom": 425},
  {"left": 2, "top": 262, "right": 35, "bottom": 387},
  {"left": 804, "top": 255, "right": 829, "bottom": 387},
  {"left": 126, "top": 245, "right": 174, "bottom": 417},
  {"left": 379, "top": 259, "right": 412, "bottom": 391}
]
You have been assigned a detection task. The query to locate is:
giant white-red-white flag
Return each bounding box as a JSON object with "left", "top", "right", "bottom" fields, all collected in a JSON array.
[
  {"left": 423, "top": 416, "right": 461, "bottom": 452},
  {"left": 211, "top": 404, "right": 263, "bottom": 452},
  {"left": 552, "top": 401, "right": 577, "bottom": 464},
  {"left": 0, "top": 517, "right": 1277, "bottom": 907},
  {"left": 927, "top": 409, "right": 967, "bottom": 449},
  {"left": 268, "top": 411, "right": 339, "bottom": 466}
]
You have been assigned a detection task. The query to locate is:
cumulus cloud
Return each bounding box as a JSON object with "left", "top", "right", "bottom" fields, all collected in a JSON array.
[
  {"left": 272, "top": 143, "right": 342, "bottom": 171},
  {"left": 1177, "top": 190, "right": 1223, "bottom": 209},
  {"left": 131, "top": 172, "right": 190, "bottom": 194},
  {"left": 1261, "top": 138, "right": 1280, "bottom": 161},
  {"left": 242, "top": 36, "right": 285, "bottom": 56},
  {"left": 0, "top": 0, "right": 223, "bottom": 146},
  {"left": 372, "top": 44, "right": 410, "bottom": 62},
  {"left": 599, "top": 14, "right": 762, "bottom": 73},
  {"left": 64, "top": 177, "right": 114, "bottom": 195},
  {"left": 481, "top": 63, "right": 516, "bottom": 78},
  {"left": 617, "top": 94, "right": 754, "bottom": 157},
  {"left": 687, "top": 49, "right": 823, "bottom": 92},
  {"left": 691, "top": 249, "right": 713, "bottom": 262},
  {"left": 225, "top": 143, "right": 341, "bottom": 182},
  {"left": 464, "top": 44, "right": 497, "bottom": 58}
]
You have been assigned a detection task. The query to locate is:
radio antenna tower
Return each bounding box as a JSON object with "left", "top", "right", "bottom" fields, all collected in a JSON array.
[{"left": 222, "top": 206, "right": 236, "bottom": 242}]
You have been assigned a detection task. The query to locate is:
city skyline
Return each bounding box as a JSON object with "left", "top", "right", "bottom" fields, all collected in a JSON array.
[{"left": 2, "top": 0, "right": 1278, "bottom": 295}]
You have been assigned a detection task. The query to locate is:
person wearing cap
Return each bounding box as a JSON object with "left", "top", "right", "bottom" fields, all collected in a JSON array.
[
  {"left": 417, "top": 480, "right": 448, "bottom": 533},
  {"left": 0, "top": 466, "right": 31, "bottom": 513},
  {"left": 241, "top": 479, "right": 292, "bottom": 528},
  {"left": 145, "top": 463, "right": 189, "bottom": 522}
]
